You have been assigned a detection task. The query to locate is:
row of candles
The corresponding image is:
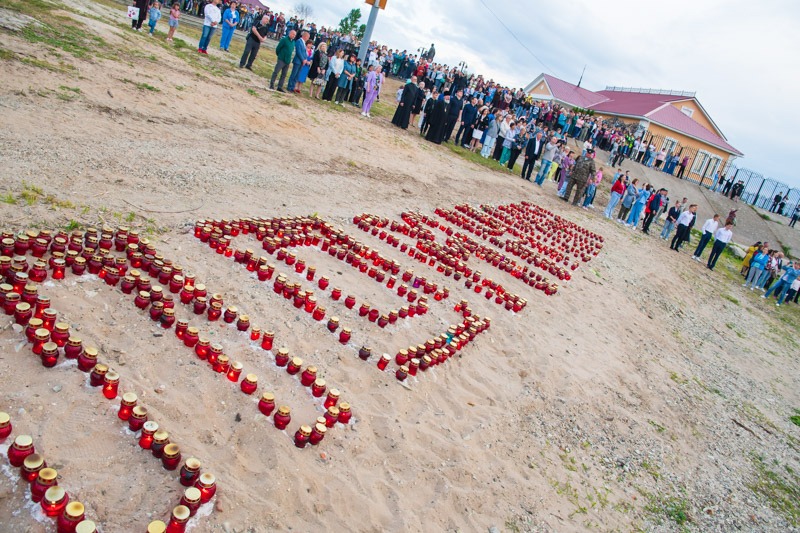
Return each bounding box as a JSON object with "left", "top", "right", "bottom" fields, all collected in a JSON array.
[
  {"left": 2, "top": 407, "right": 215, "bottom": 533},
  {"left": 191, "top": 217, "right": 494, "bottom": 377},
  {"left": 194, "top": 219, "right": 450, "bottom": 329},
  {"left": 3, "top": 290, "right": 219, "bottom": 532},
  {"left": 0, "top": 222, "right": 351, "bottom": 444}
]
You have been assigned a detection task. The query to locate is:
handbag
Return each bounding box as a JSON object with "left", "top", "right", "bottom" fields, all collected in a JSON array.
[{"left": 127, "top": 5, "right": 140, "bottom": 19}]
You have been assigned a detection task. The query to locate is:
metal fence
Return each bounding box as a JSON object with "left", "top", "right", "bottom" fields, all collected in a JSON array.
[{"left": 626, "top": 132, "right": 799, "bottom": 218}]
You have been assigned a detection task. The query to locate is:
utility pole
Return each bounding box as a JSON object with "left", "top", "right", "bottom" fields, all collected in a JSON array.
[{"left": 358, "top": 0, "right": 386, "bottom": 63}]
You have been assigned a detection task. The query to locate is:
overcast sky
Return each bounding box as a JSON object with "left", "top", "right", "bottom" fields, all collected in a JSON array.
[{"left": 267, "top": 0, "right": 800, "bottom": 188}]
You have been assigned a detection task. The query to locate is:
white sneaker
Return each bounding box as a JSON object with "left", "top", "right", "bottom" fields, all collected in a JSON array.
[
  {"left": 750, "top": 287, "right": 755, "bottom": 291},
  {"left": 761, "top": 295, "right": 766, "bottom": 299},
  {"left": 367, "top": 113, "right": 371, "bottom": 118},
  {"left": 742, "top": 283, "right": 747, "bottom": 286},
  {"left": 776, "top": 303, "right": 780, "bottom": 307}
]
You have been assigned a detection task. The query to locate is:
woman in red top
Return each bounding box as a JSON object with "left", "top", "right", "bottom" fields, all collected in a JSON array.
[{"left": 603, "top": 174, "right": 626, "bottom": 219}]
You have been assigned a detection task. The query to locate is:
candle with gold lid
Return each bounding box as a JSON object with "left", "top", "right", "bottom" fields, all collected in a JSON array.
[
  {"left": 128, "top": 405, "right": 148, "bottom": 431},
  {"left": 29, "top": 467, "right": 56, "bottom": 502},
  {"left": 161, "top": 443, "right": 182, "bottom": 471},
  {"left": 41, "top": 486, "right": 69, "bottom": 517},
  {"left": 294, "top": 425, "right": 311, "bottom": 448},
  {"left": 0, "top": 411, "right": 12, "bottom": 441},
  {"left": 195, "top": 472, "right": 217, "bottom": 503},
  {"left": 338, "top": 328, "right": 351, "bottom": 344},
  {"left": 150, "top": 430, "right": 170, "bottom": 458},
  {"left": 309, "top": 423, "right": 327, "bottom": 445},
  {"left": 40, "top": 341, "right": 59, "bottom": 368},
  {"left": 258, "top": 392, "right": 276, "bottom": 416},
  {"left": 22, "top": 454, "right": 46, "bottom": 483},
  {"left": 337, "top": 402, "right": 352, "bottom": 424},
  {"left": 77, "top": 346, "right": 98, "bottom": 372},
  {"left": 118, "top": 392, "right": 138, "bottom": 420},
  {"left": 179, "top": 457, "right": 201, "bottom": 487},
  {"left": 180, "top": 486, "right": 202, "bottom": 516},
  {"left": 323, "top": 389, "right": 339, "bottom": 409},
  {"left": 273, "top": 406, "right": 291, "bottom": 430},
  {"left": 89, "top": 364, "right": 109, "bottom": 387},
  {"left": 240, "top": 374, "right": 258, "bottom": 395},
  {"left": 227, "top": 361, "right": 243, "bottom": 382},
  {"left": 323, "top": 407, "right": 339, "bottom": 428},
  {"left": 214, "top": 354, "right": 230, "bottom": 374},
  {"left": 64, "top": 336, "right": 83, "bottom": 359},
  {"left": 166, "top": 505, "right": 190, "bottom": 533},
  {"left": 194, "top": 338, "right": 210, "bottom": 360},
  {"left": 56, "top": 501, "right": 85, "bottom": 533},
  {"left": 74, "top": 520, "right": 97, "bottom": 533},
  {"left": 147, "top": 521, "right": 167, "bottom": 533},
  {"left": 300, "top": 366, "right": 317, "bottom": 386},
  {"left": 286, "top": 357, "right": 302, "bottom": 376},
  {"left": 32, "top": 328, "right": 51, "bottom": 355},
  {"left": 102, "top": 371, "right": 120, "bottom": 399},
  {"left": 260, "top": 330, "right": 274, "bottom": 351}
]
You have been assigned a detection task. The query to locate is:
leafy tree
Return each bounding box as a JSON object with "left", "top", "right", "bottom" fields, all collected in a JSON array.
[
  {"left": 356, "top": 23, "right": 366, "bottom": 40},
  {"left": 338, "top": 8, "right": 362, "bottom": 36}
]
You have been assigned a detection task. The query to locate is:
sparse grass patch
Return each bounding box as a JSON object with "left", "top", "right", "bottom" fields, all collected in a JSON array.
[
  {"left": 121, "top": 78, "right": 161, "bottom": 92},
  {"left": 648, "top": 420, "right": 666, "bottom": 433},
  {"left": 247, "top": 88, "right": 257, "bottom": 96},
  {"left": 175, "top": 85, "right": 185, "bottom": 91},
  {"left": 790, "top": 410, "right": 800, "bottom": 428},
  {"left": 63, "top": 219, "right": 82, "bottom": 231},
  {"left": 0, "top": 193, "right": 18, "bottom": 205},
  {"left": 760, "top": 213, "right": 772, "bottom": 221},
  {"left": 278, "top": 98, "right": 298, "bottom": 108},
  {"left": 748, "top": 453, "right": 800, "bottom": 525},
  {"left": 0, "top": 48, "right": 16, "bottom": 61},
  {"left": 722, "top": 293, "right": 739, "bottom": 305},
  {"left": 644, "top": 492, "right": 691, "bottom": 526},
  {"left": 669, "top": 371, "right": 688, "bottom": 385}
]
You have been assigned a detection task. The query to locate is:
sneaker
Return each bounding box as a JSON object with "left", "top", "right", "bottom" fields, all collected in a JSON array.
[
  {"left": 367, "top": 113, "right": 371, "bottom": 118},
  {"left": 742, "top": 283, "right": 747, "bottom": 287},
  {"left": 761, "top": 295, "right": 766, "bottom": 299},
  {"left": 776, "top": 303, "right": 780, "bottom": 307},
  {"left": 751, "top": 287, "right": 755, "bottom": 291},
  {"left": 277, "top": 88, "right": 285, "bottom": 93},
  {"left": 245, "top": 66, "right": 252, "bottom": 71}
]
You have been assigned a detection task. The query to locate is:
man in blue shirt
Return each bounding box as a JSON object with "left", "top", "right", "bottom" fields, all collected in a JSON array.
[{"left": 763, "top": 261, "right": 799, "bottom": 306}]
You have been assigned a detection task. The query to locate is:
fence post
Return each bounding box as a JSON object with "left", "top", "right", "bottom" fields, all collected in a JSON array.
[{"left": 753, "top": 176, "right": 766, "bottom": 207}]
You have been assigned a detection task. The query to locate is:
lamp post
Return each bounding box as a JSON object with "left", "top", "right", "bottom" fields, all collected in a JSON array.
[{"left": 458, "top": 61, "right": 468, "bottom": 74}]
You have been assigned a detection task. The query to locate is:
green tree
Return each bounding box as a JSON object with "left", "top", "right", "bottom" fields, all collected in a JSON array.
[{"left": 338, "top": 8, "right": 362, "bottom": 36}]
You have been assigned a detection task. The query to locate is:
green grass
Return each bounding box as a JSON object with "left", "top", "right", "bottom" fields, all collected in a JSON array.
[
  {"left": 749, "top": 453, "right": 800, "bottom": 525},
  {"left": 0, "top": 193, "right": 18, "bottom": 205},
  {"left": 645, "top": 494, "right": 691, "bottom": 526},
  {"left": 760, "top": 213, "right": 772, "bottom": 221},
  {"left": 722, "top": 293, "right": 740, "bottom": 305},
  {"left": 446, "top": 143, "right": 522, "bottom": 174},
  {"left": 121, "top": 78, "right": 160, "bottom": 92},
  {"left": 791, "top": 410, "right": 800, "bottom": 428},
  {"left": 59, "top": 85, "right": 81, "bottom": 93},
  {"left": 63, "top": 219, "right": 82, "bottom": 231},
  {"left": 0, "top": 48, "right": 16, "bottom": 61}
]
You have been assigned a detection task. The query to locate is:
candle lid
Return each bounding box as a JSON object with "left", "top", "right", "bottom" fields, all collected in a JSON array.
[
  {"left": 261, "top": 392, "right": 275, "bottom": 402},
  {"left": 153, "top": 430, "right": 169, "bottom": 441},
  {"left": 198, "top": 472, "right": 216, "bottom": 486},
  {"left": 163, "top": 443, "right": 180, "bottom": 458},
  {"left": 43, "top": 486, "right": 66, "bottom": 503},
  {"left": 277, "top": 348, "right": 289, "bottom": 356},
  {"left": 194, "top": 283, "right": 206, "bottom": 292},
  {"left": 338, "top": 402, "right": 351, "bottom": 412},
  {"left": 245, "top": 373, "right": 258, "bottom": 383},
  {"left": 54, "top": 322, "right": 70, "bottom": 331},
  {"left": 65, "top": 501, "right": 85, "bottom": 518},
  {"left": 38, "top": 467, "right": 58, "bottom": 481},
  {"left": 15, "top": 302, "right": 31, "bottom": 312},
  {"left": 23, "top": 454, "right": 44, "bottom": 469},
  {"left": 239, "top": 314, "right": 249, "bottom": 321},
  {"left": 121, "top": 392, "right": 137, "bottom": 404},
  {"left": 0, "top": 412, "right": 8, "bottom": 426},
  {"left": 314, "top": 423, "right": 327, "bottom": 434},
  {"left": 147, "top": 520, "right": 167, "bottom": 533},
  {"left": 183, "top": 486, "right": 201, "bottom": 503},
  {"left": 327, "top": 406, "right": 339, "bottom": 415},
  {"left": 226, "top": 306, "right": 238, "bottom": 313},
  {"left": 185, "top": 457, "right": 201, "bottom": 470},
  {"left": 306, "top": 366, "right": 317, "bottom": 374},
  {"left": 138, "top": 290, "right": 150, "bottom": 298},
  {"left": 399, "top": 365, "right": 409, "bottom": 373},
  {"left": 142, "top": 421, "right": 159, "bottom": 432},
  {"left": 75, "top": 520, "right": 97, "bottom": 533},
  {"left": 277, "top": 406, "right": 291, "bottom": 416},
  {"left": 329, "top": 316, "right": 339, "bottom": 322},
  {"left": 131, "top": 406, "right": 148, "bottom": 418},
  {"left": 230, "top": 361, "right": 243, "bottom": 371},
  {"left": 290, "top": 357, "right": 303, "bottom": 367},
  {"left": 328, "top": 389, "right": 340, "bottom": 398},
  {"left": 92, "top": 363, "right": 108, "bottom": 373},
  {"left": 83, "top": 346, "right": 98, "bottom": 358},
  {"left": 186, "top": 327, "right": 199, "bottom": 335}
]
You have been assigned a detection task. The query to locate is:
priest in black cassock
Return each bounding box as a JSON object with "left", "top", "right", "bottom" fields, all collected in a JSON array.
[
  {"left": 390, "top": 76, "right": 418, "bottom": 129},
  {"left": 442, "top": 88, "right": 463, "bottom": 143},
  {"left": 424, "top": 91, "right": 449, "bottom": 145}
]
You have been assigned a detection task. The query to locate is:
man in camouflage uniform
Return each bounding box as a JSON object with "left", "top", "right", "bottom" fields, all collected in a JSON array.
[{"left": 562, "top": 147, "right": 597, "bottom": 205}]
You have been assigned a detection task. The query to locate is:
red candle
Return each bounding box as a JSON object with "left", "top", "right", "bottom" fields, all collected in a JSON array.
[
  {"left": 317, "top": 389, "right": 338, "bottom": 412},
  {"left": 273, "top": 406, "right": 291, "bottom": 430},
  {"left": 250, "top": 326, "right": 261, "bottom": 341},
  {"left": 274, "top": 347, "right": 289, "bottom": 367},
  {"left": 286, "top": 357, "right": 302, "bottom": 376},
  {"left": 323, "top": 407, "right": 339, "bottom": 428},
  {"left": 183, "top": 327, "right": 199, "bottom": 348},
  {"left": 165, "top": 505, "right": 190, "bottom": 533},
  {"left": 344, "top": 295, "right": 356, "bottom": 309},
  {"left": 299, "top": 366, "right": 317, "bottom": 386},
  {"left": 194, "top": 338, "right": 210, "bottom": 360},
  {"left": 338, "top": 328, "right": 351, "bottom": 344},
  {"left": 258, "top": 392, "right": 276, "bottom": 416},
  {"left": 337, "top": 402, "right": 352, "bottom": 424},
  {"left": 90, "top": 365, "right": 109, "bottom": 387},
  {"left": 408, "top": 359, "right": 419, "bottom": 376},
  {"left": 64, "top": 337, "right": 83, "bottom": 359},
  {"left": 179, "top": 457, "right": 201, "bottom": 487},
  {"left": 161, "top": 443, "right": 182, "bottom": 471},
  {"left": 14, "top": 302, "right": 33, "bottom": 325},
  {"left": 227, "top": 361, "right": 243, "bottom": 382},
  {"left": 377, "top": 353, "right": 390, "bottom": 371},
  {"left": 77, "top": 346, "right": 98, "bottom": 372},
  {"left": 128, "top": 405, "right": 148, "bottom": 432},
  {"left": 309, "top": 423, "right": 327, "bottom": 445},
  {"left": 179, "top": 487, "right": 202, "bottom": 517},
  {"left": 102, "top": 371, "right": 120, "bottom": 399},
  {"left": 261, "top": 331, "right": 274, "bottom": 351},
  {"left": 240, "top": 374, "right": 258, "bottom": 394},
  {"left": 118, "top": 392, "right": 137, "bottom": 420},
  {"left": 56, "top": 501, "right": 85, "bottom": 533},
  {"left": 396, "top": 365, "right": 409, "bottom": 381},
  {"left": 195, "top": 472, "right": 217, "bottom": 503},
  {"left": 327, "top": 317, "right": 339, "bottom": 332},
  {"left": 40, "top": 341, "right": 59, "bottom": 368},
  {"left": 294, "top": 425, "right": 311, "bottom": 448},
  {"left": 311, "top": 378, "right": 326, "bottom": 397},
  {"left": 21, "top": 453, "right": 45, "bottom": 483},
  {"left": 151, "top": 430, "right": 170, "bottom": 458},
  {"left": 312, "top": 305, "right": 326, "bottom": 321},
  {"left": 31, "top": 467, "right": 58, "bottom": 502},
  {"left": 236, "top": 314, "right": 250, "bottom": 331},
  {"left": 74, "top": 520, "right": 97, "bottom": 533},
  {"left": 41, "top": 486, "right": 69, "bottom": 518}
]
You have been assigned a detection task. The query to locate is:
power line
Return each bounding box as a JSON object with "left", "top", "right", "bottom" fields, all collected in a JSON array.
[{"left": 476, "top": 0, "right": 559, "bottom": 78}]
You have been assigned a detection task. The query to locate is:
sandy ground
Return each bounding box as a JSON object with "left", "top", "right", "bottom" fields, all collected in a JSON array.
[{"left": 1, "top": 1, "right": 799, "bottom": 532}]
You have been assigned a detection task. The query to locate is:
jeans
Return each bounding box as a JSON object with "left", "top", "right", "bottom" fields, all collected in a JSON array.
[
  {"left": 707, "top": 240, "right": 726, "bottom": 269},
  {"left": 626, "top": 203, "right": 645, "bottom": 226},
  {"left": 480, "top": 137, "right": 496, "bottom": 158},
  {"left": 660, "top": 220, "right": 675, "bottom": 239},
  {"left": 198, "top": 25, "right": 216, "bottom": 51},
  {"left": 604, "top": 192, "right": 622, "bottom": 217},
  {"left": 535, "top": 159, "right": 552, "bottom": 185},
  {"left": 693, "top": 231, "right": 713, "bottom": 258},
  {"left": 745, "top": 267, "right": 764, "bottom": 288},
  {"left": 764, "top": 278, "right": 792, "bottom": 304},
  {"left": 270, "top": 59, "right": 290, "bottom": 89},
  {"left": 582, "top": 184, "right": 596, "bottom": 207},
  {"left": 148, "top": 21, "right": 157, "bottom": 34}
]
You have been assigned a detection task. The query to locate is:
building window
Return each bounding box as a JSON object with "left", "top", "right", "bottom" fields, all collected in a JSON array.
[
  {"left": 690, "top": 150, "right": 721, "bottom": 178},
  {"left": 661, "top": 137, "right": 677, "bottom": 155},
  {"left": 680, "top": 106, "right": 694, "bottom": 118},
  {"left": 691, "top": 151, "right": 709, "bottom": 175}
]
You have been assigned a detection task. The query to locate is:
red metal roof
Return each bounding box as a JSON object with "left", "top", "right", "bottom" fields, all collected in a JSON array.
[
  {"left": 646, "top": 104, "right": 744, "bottom": 156},
  {"left": 541, "top": 74, "right": 608, "bottom": 108},
  {"left": 591, "top": 90, "right": 686, "bottom": 116}
]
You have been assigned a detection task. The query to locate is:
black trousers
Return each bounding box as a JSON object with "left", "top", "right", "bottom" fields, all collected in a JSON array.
[
  {"left": 707, "top": 240, "right": 727, "bottom": 269},
  {"left": 240, "top": 38, "right": 261, "bottom": 67},
  {"left": 454, "top": 123, "right": 471, "bottom": 145},
  {"left": 521, "top": 157, "right": 537, "bottom": 180},
  {"left": 671, "top": 224, "right": 690, "bottom": 250},
  {"left": 507, "top": 148, "right": 522, "bottom": 170},
  {"left": 641, "top": 211, "right": 657, "bottom": 233},
  {"left": 492, "top": 137, "right": 505, "bottom": 160}
]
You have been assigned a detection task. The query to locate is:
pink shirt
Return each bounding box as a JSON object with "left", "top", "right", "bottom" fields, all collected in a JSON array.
[{"left": 594, "top": 170, "right": 603, "bottom": 185}]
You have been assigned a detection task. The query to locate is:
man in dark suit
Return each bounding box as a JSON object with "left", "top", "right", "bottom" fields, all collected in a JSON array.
[
  {"left": 442, "top": 88, "right": 463, "bottom": 143},
  {"left": 286, "top": 30, "right": 310, "bottom": 93},
  {"left": 454, "top": 96, "right": 478, "bottom": 147},
  {"left": 521, "top": 130, "right": 544, "bottom": 181}
]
